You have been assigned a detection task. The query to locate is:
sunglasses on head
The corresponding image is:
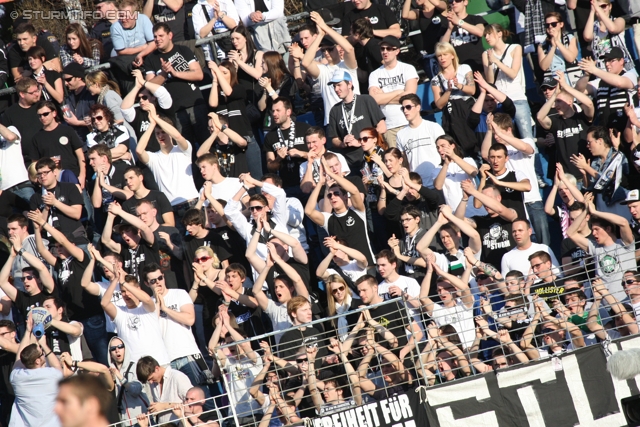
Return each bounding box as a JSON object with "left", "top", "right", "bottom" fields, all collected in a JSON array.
[
  {"left": 545, "top": 21, "right": 559, "bottom": 28},
  {"left": 38, "top": 111, "right": 51, "bottom": 118},
  {"left": 400, "top": 104, "right": 415, "bottom": 112},
  {"left": 249, "top": 205, "right": 264, "bottom": 212},
  {"left": 109, "top": 344, "right": 125, "bottom": 351},
  {"left": 358, "top": 136, "right": 374, "bottom": 142},
  {"left": 327, "top": 191, "right": 343, "bottom": 198},
  {"left": 23, "top": 275, "right": 35, "bottom": 281},
  {"left": 138, "top": 95, "right": 148, "bottom": 101},
  {"left": 195, "top": 256, "right": 212, "bottom": 263},
  {"left": 332, "top": 286, "right": 345, "bottom": 294},
  {"left": 148, "top": 275, "right": 164, "bottom": 285},
  {"left": 91, "top": 115, "right": 104, "bottom": 122},
  {"left": 380, "top": 46, "right": 398, "bottom": 52}
]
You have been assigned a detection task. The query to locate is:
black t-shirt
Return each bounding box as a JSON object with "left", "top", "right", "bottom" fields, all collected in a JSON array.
[
  {"left": 14, "top": 289, "right": 55, "bottom": 318},
  {"left": 560, "top": 234, "right": 596, "bottom": 278},
  {"left": 90, "top": 20, "right": 113, "bottom": 58},
  {"left": 55, "top": 255, "right": 102, "bottom": 321},
  {"left": 143, "top": 45, "right": 204, "bottom": 111},
  {"left": 327, "top": 94, "right": 386, "bottom": 172},
  {"left": 120, "top": 239, "right": 161, "bottom": 284},
  {"left": 30, "top": 182, "right": 87, "bottom": 242},
  {"left": 1, "top": 103, "right": 42, "bottom": 163},
  {"left": 152, "top": 0, "right": 186, "bottom": 42},
  {"left": 530, "top": 279, "right": 565, "bottom": 302},
  {"left": 278, "top": 326, "right": 328, "bottom": 360},
  {"left": 472, "top": 214, "right": 515, "bottom": 268},
  {"left": 368, "top": 299, "right": 408, "bottom": 349},
  {"left": 210, "top": 226, "right": 250, "bottom": 273},
  {"left": 341, "top": 4, "right": 399, "bottom": 36},
  {"left": 441, "top": 14, "right": 486, "bottom": 72},
  {"left": 326, "top": 208, "right": 375, "bottom": 265},
  {"left": 214, "top": 85, "right": 252, "bottom": 137},
  {"left": 548, "top": 111, "right": 590, "bottom": 179},
  {"left": 127, "top": 107, "right": 160, "bottom": 152},
  {"left": 493, "top": 170, "right": 526, "bottom": 220},
  {"left": 87, "top": 162, "right": 128, "bottom": 207},
  {"left": 0, "top": 190, "right": 30, "bottom": 217},
  {"left": 154, "top": 225, "right": 183, "bottom": 290},
  {"left": 0, "top": 349, "right": 14, "bottom": 397},
  {"left": 266, "top": 259, "right": 311, "bottom": 298},
  {"left": 37, "top": 69, "right": 62, "bottom": 104},
  {"left": 30, "top": 125, "right": 84, "bottom": 177},
  {"left": 360, "top": 38, "right": 383, "bottom": 75},
  {"left": 121, "top": 190, "right": 173, "bottom": 225},
  {"left": 8, "top": 35, "right": 58, "bottom": 70},
  {"left": 226, "top": 287, "right": 265, "bottom": 339},
  {"left": 263, "top": 121, "right": 311, "bottom": 188},
  {"left": 206, "top": 140, "right": 248, "bottom": 178},
  {"left": 418, "top": 11, "right": 445, "bottom": 56}
]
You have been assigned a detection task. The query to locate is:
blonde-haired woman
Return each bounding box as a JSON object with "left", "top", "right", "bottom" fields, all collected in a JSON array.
[
  {"left": 85, "top": 71, "right": 125, "bottom": 123},
  {"left": 325, "top": 275, "right": 359, "bottom": 340},
  {"left": 482, "top": 23, "right": 532, "bottom": 140},
  {"left": 430, "top": 42, "right": 476, "bottom": 157},
  {"left": 584, "top": 0, "right": 633, "bottom": 72}
]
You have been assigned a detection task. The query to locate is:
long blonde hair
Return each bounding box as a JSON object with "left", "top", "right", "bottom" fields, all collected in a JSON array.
[
  {"left": 195, "top": 246, "right": 221, "bottom": 269},
  {"left": 326, "top": 275, "right": 352, "bottom": 318},
  {"left": 434, "top": 42, "right": 459, "bottom": 72},
  {"left": 85, "top": 71, "right": 120, "bottom": 95}
]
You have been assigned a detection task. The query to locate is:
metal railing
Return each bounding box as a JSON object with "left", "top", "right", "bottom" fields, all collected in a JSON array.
[{"left": 105, "top": 244, "right": 639, "bottom": 427}]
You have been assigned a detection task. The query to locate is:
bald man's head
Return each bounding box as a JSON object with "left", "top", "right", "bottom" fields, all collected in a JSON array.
[{"left": 185, "top": 387, "right": 206, "bottom": 413}]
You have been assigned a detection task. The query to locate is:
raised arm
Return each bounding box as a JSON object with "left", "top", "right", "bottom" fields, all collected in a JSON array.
[
  {"left": 251, "top": 257, "right": 273, "bottom": 311},
  {"left": 108, "top": 201, "right": 155, "bottom": 245},
  {"left": 304, "top": 170, "right": 327, "bottom": 226},
  {"left": 321, "top": 157, "right": 365, "bottom": 212},
  {"left": 301, "top": 29, "right": 324, "bottom": 79},
  {"left": 100, "top": 212, "right": 122, "bottom": 254},
  {"left": 28, "top": 210, "right": 84, "bottom": 261}
]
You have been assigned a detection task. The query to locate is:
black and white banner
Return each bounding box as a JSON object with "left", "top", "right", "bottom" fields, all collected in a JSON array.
[
  {"left": 422, "top": 336, "right": 640, "bottom": 426},
  {"left": 311, "top": 391, "right": 429, "bottom": 427}
]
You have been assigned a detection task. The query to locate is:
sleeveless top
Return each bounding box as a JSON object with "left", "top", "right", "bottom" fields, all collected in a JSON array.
[{"left": 491, "top": 44, "right": 526, "bottom": 101}]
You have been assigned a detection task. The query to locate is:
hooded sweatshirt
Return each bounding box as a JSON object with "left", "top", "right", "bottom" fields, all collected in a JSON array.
[{"left": 106, "top": 336, "right": 149, "bottom": 426}]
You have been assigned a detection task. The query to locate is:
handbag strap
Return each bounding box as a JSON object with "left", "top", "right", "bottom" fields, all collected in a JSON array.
[{"left": 493, "top": 44, "right": 510, "bottom": 82}]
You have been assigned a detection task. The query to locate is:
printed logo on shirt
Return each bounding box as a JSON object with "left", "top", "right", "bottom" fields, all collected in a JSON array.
[
  {"left": 378, "top": 316, "right": 389, "bottom": 328},
  {"left": 59, "top": 136, "right": 69, "bottom": 145},
  {"left": 236, "top": 311, "right": 251, "bottom": 324},
  {"left": 368, "top": 16, "right": 379, "bottom": 25},
  {"left": 555, "top": 124, "right": 584, "bottom": 139},
  {"left": 377, "top": 74, "right": 405, "bottom": 88},
  {"left": 221, "top": 232, "right": 229, "bottom": 240},
  {"left": 482, "top": 223, "right": 511, "bottom": 250},
  {"left": 346, "top": 216, "right": 355, "bottom": 227},
  {"left": 140, "top": 120, "right": 151, "bottom": 132},
  {"left": 167, "top": 52, "right": 191, "bottom": 74},
  {"left": 339, "top": 115, "right": 364, "bottom": 130},
  {"left": 599, "top": 254, "right": 619, "bottom": 275},
  {"left": 450, "top": 28, "right": 479, "bottom": 47},
  {"left": 128, "top": 315, "right": 140, "bottom": 331},
  {"left": 432, "top": 16, "right": 441, "bottom": 24}
]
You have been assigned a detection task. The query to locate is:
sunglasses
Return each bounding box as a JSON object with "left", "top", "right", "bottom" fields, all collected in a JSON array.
[
  {"left": 541, "top": 328, "right": 556, "bottom": 335},
  {"left": 23, "top": 275, "right": 35, "bottom": 281},
  {"left": 622, "top": 279, "right": 638, "bottom": 285},
  {"left": 380, "top": 46, "right": 398, "bottom": 52},
  {"left": 327, "top": 191, "right": 343, "bottom": 198},
  {"left": 296, "top": 358, "right": 308, "bottom": 363},
  {"left": 249, "top": 205, "right": 264, "bottom": 212},
  {"left": 138, "top": 95, "right": 148, "bottom": 101},
  {"left": 320, "top": 46, "right": 335, "bottom": 53},
  {"left": 358, "top": 136, "right": 374, "bottom": 142},
  {"left": 91, "top": 115, "right": 104, "bottom": 122},
  {"left": 476, "top": 274, "right": 489, "bottom": 281},
  {"left": 400, "top": 104, "right": 415, "bottom": 111},
  {"left": 38, "top": 111, "right": 51, "bottom": 118},
  {"left": 64, "top": 77, "right": 75, "bottom": 82},
  {"left": 544, "top": 22, "right": 559, "bottom": 28},
  {"left": 148, "top": 275, "right": 164, "bottom": 285},
  {"left": 332, "top": 286, "right": 345, "bottom": 294},
  {"left": 195, "top": 256, "right": 212, "bottom": 263},
  {"left": 109, "top": 344, "right": 125, "bottom": 351},
  {"left": 448, "top": 0, "right": 464, "bottom": 3}
]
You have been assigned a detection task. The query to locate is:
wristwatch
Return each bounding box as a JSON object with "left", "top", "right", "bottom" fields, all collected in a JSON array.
[
  {"left": 221, "top": 124, "right": 228, "bottom": 131},
  {"left": 458, "top": 19, "right": 465, "bottom": 26},
  {"left": 17, "top": 248, "right": 25, "bottom": 257}
]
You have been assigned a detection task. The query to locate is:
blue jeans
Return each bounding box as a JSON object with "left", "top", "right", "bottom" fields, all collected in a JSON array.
[
  {"left": 7, "top": 182, "right": 35, "bottom": 206},
  {"left": 245, "top": 136, "right": 263, "bottom": 180},
  {"left": 171, "top": 355, "right": 202, "bottom": 386},
  {"left": 512, "top": 100, "right": 534, "bottom": 140},
  {"left": 526, "top": 200, "right": 550, "bottom": 247},
  {"left": 80, "top": 314, "right": 109, "bottom": 366}
]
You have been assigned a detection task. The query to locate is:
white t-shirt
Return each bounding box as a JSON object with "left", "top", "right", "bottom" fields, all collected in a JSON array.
[
  {"left": 98, "top": 281, "right": 127, "bottom": 334},
  {"left": 395, "top": 119, "right": 445, "bottom": 188},
  {"left": 431, "top": 299, "right": 475, "bottom": 349},
  {"left": 501, "top": 242, "right": 560, "bottom": 279},
  {"left": 299, "top": 151, "right": 350, "bottom": 182},
  {"left": 225, "top": 355, "right": 268, "bottom": 417},
  {"left": 158, "top": 289, "right": 201, "bottom": 361},
  {"left": 431, "top": 158, "right": 487, "bottom": 217},
  {"left": 151, "top": 367, "right": 193, "bottom": 425},
  {"left": 327, "top": 259, "right": 368, "bottom": 284},
  {"left": 505, "top": 138, "right": 541, "bottom": 203},
  {"left": 112, "top": 303, "right": 171, "bottom": 366},
  {"left": 0, "top": 126, "right": 28, "bottom": 190},
  {"left": 146, "top": 145, "right": 199, "bottom": 205},
  {"left": 10, "top": 367, "right": 63, "bottom": 427},
  {"left": 368, "top": 61, "right": 419, "bottom": 130},
  {"left": 318, "top": 62, "right": 360, "bottom": 125},
  {"left": 200, "top": 177, "right": 245, "bottom": 204},
  {"left": 265, "top": 300, "right": 292, "bottom": 344},
  {"left": 378, "top": 275, "right": 422, "bottom": 323}
]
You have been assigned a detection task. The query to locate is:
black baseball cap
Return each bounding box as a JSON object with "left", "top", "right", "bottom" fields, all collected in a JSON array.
[
  {"left": 601, "top": 47, "right": 624, "bottom": 61},
  {"left": 540, "top": 77, "right": 558, "bottom": 89},
  {"left": 380, "top": 36, "right": 401, "bottom": 49}
]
